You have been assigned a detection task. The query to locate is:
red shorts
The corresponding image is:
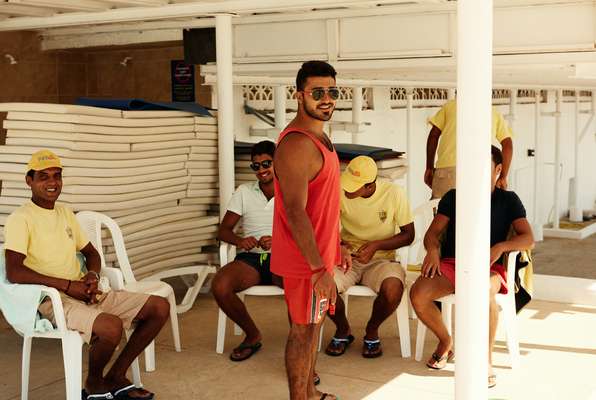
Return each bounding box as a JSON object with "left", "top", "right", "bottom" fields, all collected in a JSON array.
[
  {"left": 439, "top": 258, "right": 508, "bottom": 294},
  {"left": 282, "top": 276, "right": 330, "bottom": 325}
]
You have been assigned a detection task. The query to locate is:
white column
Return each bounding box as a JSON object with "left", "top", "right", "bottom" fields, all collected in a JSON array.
[
  {"left": 533, "top": 93, "right": 544, "bottom": 241},
  {"left": 569, "top": 90, "right": 582, "bottom": 222},
  {"left": 553, "top": 89, "right": 562, "bottom": 229},
  {"left": 448, "top": 88, "right": 456, "bottom": 100},
  {"left": 274, "top": 85, "right": 287, "bottom": 131},
  {"left": 455, "top": 1, "right": 492, "bottom": 399},
  {"left": 508, "top": 88, "right": 517, "bottom": 189},
  {"left": 216, "top": 14, "right": 235, "bottom": 220},
  {"left": 405, "top": 89, "right": 414, "bottom": 197},
  {"left": 352, "top": 86, "right": 363, "bottom": 144}
]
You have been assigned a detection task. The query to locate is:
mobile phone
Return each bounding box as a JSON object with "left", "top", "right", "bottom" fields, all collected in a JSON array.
[{"left": 310, "top": 294, "right": 329, "bottom": 324}]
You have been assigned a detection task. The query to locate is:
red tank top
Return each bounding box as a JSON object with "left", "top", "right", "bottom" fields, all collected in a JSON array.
[{"left": 270, "top": 128, "right": 341, "bottom": 278}]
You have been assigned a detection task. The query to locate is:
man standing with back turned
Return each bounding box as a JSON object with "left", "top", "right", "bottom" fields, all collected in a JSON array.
[{"left": 271, "top": 61, "right": 350, "bottom": 400}]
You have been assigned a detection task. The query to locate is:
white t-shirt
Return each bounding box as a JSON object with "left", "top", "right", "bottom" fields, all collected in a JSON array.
[{"left": 227, "top": 181, "right": 274, "bottom": 254}]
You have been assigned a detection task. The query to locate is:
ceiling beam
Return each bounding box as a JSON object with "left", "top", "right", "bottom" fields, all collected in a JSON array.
[
  {"left": 9, "top": 0, "right": 111, "bottom": 12},
  {"left": 102, "top": 0, "right": 168, "bottom": 6},
  {"left": 0, "top": 0, "right": 442, "bottom": 31},
  {"left": 0, "top": 3, "right": 55, "bottom": 17}
]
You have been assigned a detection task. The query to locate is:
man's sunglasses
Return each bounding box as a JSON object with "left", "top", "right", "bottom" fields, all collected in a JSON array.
[
  {"left": 249, "top": 160, "right": 273, "bottom": 171},
  {"left": 302, "top": 87, "right": 340, "bottom": 101}
]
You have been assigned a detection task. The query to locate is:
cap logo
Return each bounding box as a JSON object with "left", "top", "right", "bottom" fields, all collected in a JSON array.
[{"left": 348, "top": 166, "right": 360, "bottom": 177}]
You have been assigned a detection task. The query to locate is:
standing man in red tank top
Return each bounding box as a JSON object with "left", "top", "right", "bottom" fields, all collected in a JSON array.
[{"left": 271, "top": 61, "right": 350, "bottom": 400}]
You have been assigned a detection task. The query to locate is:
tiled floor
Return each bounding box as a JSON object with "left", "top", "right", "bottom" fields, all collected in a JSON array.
[{"left": 1, "top": 292, "right": 595, "bottom": 400}]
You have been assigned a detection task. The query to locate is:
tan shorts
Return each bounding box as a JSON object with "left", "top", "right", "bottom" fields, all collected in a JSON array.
[
  {"left": 38, "top": 290, "right": 150, "bottom": 343},
  {"left": 334, "top": 259, "right": 406, "bottom": 294},
  {"left": 431, "top": 166, "right": 456, "bottom": 199}
]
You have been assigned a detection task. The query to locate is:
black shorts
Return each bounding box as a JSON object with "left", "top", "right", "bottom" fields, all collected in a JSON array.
[{"left": 235, "top": 252, "right": 276, "bottom": 285}]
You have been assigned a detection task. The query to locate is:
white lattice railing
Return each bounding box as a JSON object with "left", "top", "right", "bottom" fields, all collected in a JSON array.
[{"left": 242, "top": 84, "right": 592, "bottom": 111}]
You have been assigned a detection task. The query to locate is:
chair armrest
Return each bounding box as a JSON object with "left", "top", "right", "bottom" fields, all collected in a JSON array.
[
  {"left": 102, "top": 267, "right": 125, "bottom": 290},
  {"left": 396, "top": 247, "right": 409, "bottom": 268},
  {"left": 39, "top": 286, "right": 68, "bottom": 332},
  {"left": 219, "top": 243, "right": 236, "bottom": 267},
  {"left": 141, "top": 265, "right": 217, "bottom": 282},
  {"left": 504, "top": 251, "right": 520, "bottom": 294}
]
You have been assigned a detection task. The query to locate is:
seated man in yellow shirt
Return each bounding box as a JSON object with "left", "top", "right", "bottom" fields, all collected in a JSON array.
[
  {"left": 325, "top": 156, "right": 414, "bottom": 358},
  {"left": 4, "top": 150, "right": 169, "bottom": 400},
  {"left": 425, "top": 99, "right": 513, "bottom": 198}
]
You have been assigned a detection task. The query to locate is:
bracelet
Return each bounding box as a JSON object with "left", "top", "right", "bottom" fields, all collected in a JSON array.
[
  {"left": 88, "top": 270, "right": 100, "bottom": 280},
  {"left": 65, "top": 280, "right": 72, "bottom": 293}
]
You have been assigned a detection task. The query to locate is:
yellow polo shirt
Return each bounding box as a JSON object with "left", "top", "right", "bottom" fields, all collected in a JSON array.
[
  {"left": 340, "top": 180, "right": 413, "bottom": 261},
  {"left": 4, "top": 200, "right": 88, "bottom": 281},
  {"left": 428, "top": 99, "right": 513, "bottom": 168}
]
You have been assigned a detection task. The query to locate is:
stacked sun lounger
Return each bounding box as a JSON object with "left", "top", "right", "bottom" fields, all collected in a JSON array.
[
  {"left": 0, "top": 103, "right": 219, "bottom": 278},
  {"left": 336, "top": 143, "right": 408, "bottom": 182},
  {"left": 233, "top": 142, "right": 257, "bottom": 188}
]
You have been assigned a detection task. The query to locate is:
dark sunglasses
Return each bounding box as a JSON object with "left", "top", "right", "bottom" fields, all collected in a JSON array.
[
  {"left": 249, "top": 159, "right": 273, "bottom": 171},
  {"left": 302, "top": 87, "right": 340, "bottom": 101}
]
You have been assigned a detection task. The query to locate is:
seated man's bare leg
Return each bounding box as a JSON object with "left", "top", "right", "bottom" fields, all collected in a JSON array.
[
  {"left": 86, "top": 313, "right": 124, "bottom": 394},
  {"left": 366, "top": 277, "right": 403, "bottom": 340},
  {"left": 410, "top": 275, "right": 455, "bottom": 361},
  {"left": 104, "top": 295, "right": 169, "bottom": 398},
  {"left": 287, "top": 322, "right": 338, "bottom": 400},
  {"left": 326, "top": 291, "right": 351, "bottom": 340},
  {"left": 212, "top": 261, "right": 262, "bottom": 358},
  {"left": 488, "top": 273, "right": 502, "bottom": 378}
]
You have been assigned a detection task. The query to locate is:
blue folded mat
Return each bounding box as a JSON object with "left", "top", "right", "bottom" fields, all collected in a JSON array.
[{"left": 76, "top": 97, "right": 212, "bottom": 117}]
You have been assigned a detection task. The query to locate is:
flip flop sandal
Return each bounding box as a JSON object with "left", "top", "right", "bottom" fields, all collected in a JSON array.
[
  {"left": 82, "top": 390, "right": 114, "bottom": 400},
  {"left": 320, "top": 394, "right": 340, "bottom": 400},
  {"left": 488, "top": 374, "right": 497, "bottom": 388},
  {"left": 229, "top": 341, "right": 262, "bottom": 362},
  {"left": 362, "top": 339, "right": 383, "bottom": 358},
  {"left": 112, "top": 384, "right": 155, "bottom": 400},
  {"left": 324, "top": 334, "right": 355, "bottom": 356},
  {"left": 426, "top": 350, "right": 455, "bottom": 370}
]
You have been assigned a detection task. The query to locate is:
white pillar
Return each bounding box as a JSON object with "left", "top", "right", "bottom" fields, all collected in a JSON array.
[
  {"left": 533, "top": 93, "right": 544, "bottom": 241},
  {"left": 274, "top": 85, "right": 287, "bottom": 131},
  {"left": 455, "top": 1, "right": 492, "bottom": 399},
  {"left": 216, "top": 14, "right": 235, "bottom": 220},
  {"left": 569, "top": 90, "right": 582, "bottom": 222},
  {"left": 405, "top": 89, "right": 414, "bottom": 197},
  {"left": 553, "top": 89, "right": 562, "bottom": 229},
  {"left": 352, "top": 86, "right": 363, "bottom": 144},
  {"left": 508, "top": 88, "right": 517, "bottom": 189},
  {"left": 448, "top": 88, "right": 456, "bottom": 100}
]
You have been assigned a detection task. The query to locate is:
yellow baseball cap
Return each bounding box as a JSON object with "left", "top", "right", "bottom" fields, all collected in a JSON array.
[
  {"left": 340, "top": 155, "right": 378, "bottom": 193},
  {"left": 27, "top": 150, "right": 62, "bottom": 173}
]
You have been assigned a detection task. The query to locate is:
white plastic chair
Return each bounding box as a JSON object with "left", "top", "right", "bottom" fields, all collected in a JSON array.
[
  {"left": 318, "top": 247, "right": 412, "bottom": 357},
  {"left": 414, "top": 250, "right": 521, "bottom": 368},
  {"left": 215, "top": 242, "right": 284, "bottom": 353},
  {"left": 76, "top": 211, "right": 215, "bottom": 371},
  {"left": 0, "top": 257, "right": 142, "bottom": 400}
]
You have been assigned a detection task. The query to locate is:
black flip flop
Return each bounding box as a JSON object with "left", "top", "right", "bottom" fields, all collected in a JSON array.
[
  {"left": 320, "top": 394, "right": 340, "bottom": 400},
  {"left": 362, "top": 339, "right": 383, "bottom": 358},
  {"left": 112, "top": 384, "right": 154, "bottom": 400},
  {"left": 313, "top": 372, "right": 321, "bottom": 386},
  {"left": 324, "top": 334, "right": 355, "bottom": 356},
  {"left": 230, "top": 341, "right": 262, "bottom": 362}
]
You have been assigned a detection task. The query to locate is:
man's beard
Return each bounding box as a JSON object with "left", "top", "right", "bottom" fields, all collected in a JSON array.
[{"left": 304, "top": 102, "right": 334, "bottom": 122}]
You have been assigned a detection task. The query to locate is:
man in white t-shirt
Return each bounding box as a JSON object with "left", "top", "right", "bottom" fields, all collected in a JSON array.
[{"left": 212, "top": 141, "right": 279, "bottom": 362}]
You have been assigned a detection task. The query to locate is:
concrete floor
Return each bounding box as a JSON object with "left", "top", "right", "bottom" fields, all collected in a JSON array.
[
  {"left": 533, "top": 233, "right": 596, "bottom": 280},
  {"left": 1, "top": 290, "right": 595, "bottom": 400}
]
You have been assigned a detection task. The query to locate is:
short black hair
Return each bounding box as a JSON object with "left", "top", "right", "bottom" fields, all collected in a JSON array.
[
  {"left": 296, "top": 61, "right": 337, "bottom": 91},
  {"left": 251, "top": 140, "right": 275, "bottom": 159},
  {"left": 491, "top": 145, "right": 503, "bottom": 166},
  {"left": 26, "top": 170, "right": 35, "bottom": 179}
]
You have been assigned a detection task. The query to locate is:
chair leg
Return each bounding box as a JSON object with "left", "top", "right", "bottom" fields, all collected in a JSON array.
[
  {"left": 61, "top": 332, "right": 83, "bottom": 400},
  {"left": 216, "top": 308, "right": 227, "bottom": 354},
  {"left": 21, "top": 336, "right": 32, "bottom": 400},
  {"left": 167, "top": 292, "right": 182, "bottom": 352},
  {"left": 233, "top": 293, "right": 245, "bottom": 336},
  {"left": 396, "top": 298, "right": 411, "bottom": 358},
  {"left": 317, "top": 322, "right": 324, "bottom": 352},
  {"left": 501, "top": 300, "right": 521, "bottom": 369},
  {"left": 342, "top": 293, "right": 348, "bottom": 316},
  {"left": 414, "top": 320, "right": 427, "bottom": 362},
  {"left": 124, "top": 329, "right": 143, "bottom": 387},
  {"left": 441, "top": 303, "right": 452, "bottom": 337},
  {"left": 144, "top": 341, "right": 155, "bottom": 372}
]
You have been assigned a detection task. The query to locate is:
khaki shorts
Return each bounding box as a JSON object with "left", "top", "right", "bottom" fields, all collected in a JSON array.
[
  {"left": 334, "top": 259, "right": 406, "bottom": 294},
  {"left": 38, "top": 290, "right": 150, "bottom": 343},
  {"left": 431, "top": 166, "right": 456, "bottom": 199}
]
